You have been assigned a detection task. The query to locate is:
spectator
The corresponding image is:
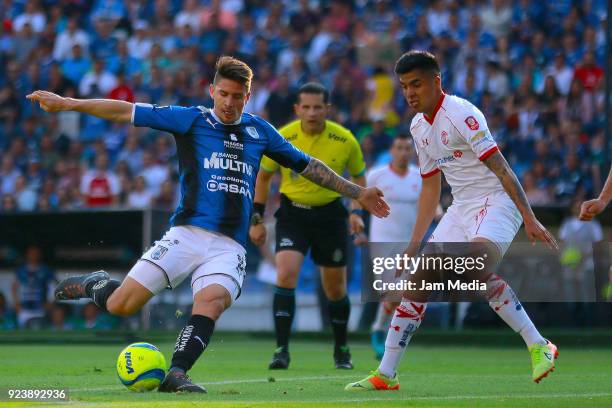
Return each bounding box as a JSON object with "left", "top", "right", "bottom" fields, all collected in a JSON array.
[
  {"left": 116, "top": 131, "right": 143, "bottom": 174},
  {"left": 174, "top": 0, "right": 202, "bottom": 32},
  {"left": 559, "top": 199, "right": 603, "bottom": 301},
  {"left": 138, "top": 150, "right": 168, "bottom": 196},
  {"left": 1, "top": 154, "right": 21, "bottom": 195},
  {"left": 264, "top": 74, "right": 295, "bottom": 128},
  {"left": 12, "top": 245, "right": 55, "bottom": 328},
  {"left": 13, "top": 22, "right": 39, "bottom": 64},
  {"left": 80, "top": 154, "right": 120, "bottom": 207},
  {"left": 13, "top": 174, "right": 37, "bottom": 211},
  {"left": 573, "top": 51, "right": 604, "bottom": 91},
  {"left": 79, "top": 59, "right": 118, "bottom": 97},
  {"left": 558, "top": 78, "right": 596, "bottom": 125},
  {"left": 60, "top": 44, "right": 91, "bottom": 86},
  {"left": 523, "top": 171, "right": 552, "bottom": 205},
  {"left": 480, "top": 0, "right": 512, "bottom": 37},
  {"left": 127, "top": 21, "right": 153, "bottom": 60},
  {"left": 0, "top": 291, "right": 17, "bottom": 330},
  {"left": 127, "top": 175, "right": 153, "bottom": 209},
  {"left": 52, "top": 16, "right": 90, "bottom": 61},
  {"left": 78, "top": 302, "right": 113, "bottom": 329},
  {"left": 48, "top": 303, "right": 73, "bottom": 331},
  {"left": 12, "top": 0, "right": 47, "bottom": 33},
  {"left": 1, "top": 193, "right": 17, "bottom": 212},
  {"left": 153, "top": 180, "right": 177, "bottom": 211}
]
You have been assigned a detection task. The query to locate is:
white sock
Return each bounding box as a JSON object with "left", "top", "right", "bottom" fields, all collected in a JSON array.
[
  {"left": 371, "top": 301, "right": 394, "bottom": 332},
  {"left": 378, "top": 300, "right": 427, "bottom": 378},
  {"left": 486, "top": 274, "right": 546, "bottom": 347}
]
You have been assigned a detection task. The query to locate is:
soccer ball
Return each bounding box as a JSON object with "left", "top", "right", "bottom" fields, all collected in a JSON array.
[{"left": 116, "top": 342, "right": 167, "bottom": 391}]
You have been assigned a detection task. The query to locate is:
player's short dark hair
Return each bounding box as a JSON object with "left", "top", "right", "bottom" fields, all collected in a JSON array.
[
  {"left": 214, "top": 56, "right": 253, "bottom": 92},
  {"left": 394, "top": 50, "right": 440, "bottom": 76},
  {"left": 393, "top": 133, "right": 413, "bottom": 145},
  {"left": 296, "top": 82, "right": 330, "bottom": 104}
]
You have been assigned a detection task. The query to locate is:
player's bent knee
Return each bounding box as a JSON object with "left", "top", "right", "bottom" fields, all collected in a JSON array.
[
  {"left": 324, "top": 286, "right": 346, "bottom": 301},
  {"left": 276, "top": 270, "right": 299, "bottom": 288}
]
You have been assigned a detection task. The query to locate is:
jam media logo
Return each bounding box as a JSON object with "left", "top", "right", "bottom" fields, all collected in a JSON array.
[
  {"left": 246, "top": 126, "right": 259, "bottom": 139},
  {"left": 440, "top": 130, "right": 449, "bottom": 145},
  {"left": 151, "top": 245, "right": 168, "bottom": 260},
  {"left": 465, "top": 116, "right": 479, "bottom": 130}
]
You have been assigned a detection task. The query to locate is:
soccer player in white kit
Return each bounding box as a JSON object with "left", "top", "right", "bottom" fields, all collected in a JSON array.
[
  {"left": 347, "top": 50, "right": 559, "bottom": 391},
  {"left": 366, "top": 134, "right": 422, "bottom": 359}
]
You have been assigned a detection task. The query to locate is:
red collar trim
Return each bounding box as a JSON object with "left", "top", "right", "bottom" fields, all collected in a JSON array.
[{"left": 423, "top": 93, "right": 445, "bottom": 125}]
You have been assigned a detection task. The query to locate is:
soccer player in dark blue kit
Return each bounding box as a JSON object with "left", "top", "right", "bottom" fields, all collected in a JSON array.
[{"left": 26, "top": 56, "right": 390, "bottom": 393}]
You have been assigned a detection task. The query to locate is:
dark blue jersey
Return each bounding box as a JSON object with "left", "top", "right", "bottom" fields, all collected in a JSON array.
[{"left": 132, "top": 103, "right": 310, "bottom": 248}]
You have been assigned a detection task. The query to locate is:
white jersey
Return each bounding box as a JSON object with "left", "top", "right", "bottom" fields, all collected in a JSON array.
[
  {"left": 366, "top": 164, "right": 421, "bottom": 242},
  {"left": 410, "top": 94, "right": 504, "bottom": 203}
]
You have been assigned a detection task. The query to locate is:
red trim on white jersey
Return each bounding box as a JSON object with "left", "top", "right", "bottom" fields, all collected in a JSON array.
[
  {"left": 420, "top": 168, "right": 441, "bottom": 178},
  {"left": 423, "top": 93, "right": 446, "bottom": 125},
  {"left": 478, "top": 146, "right": 499, "bottom": 161}
]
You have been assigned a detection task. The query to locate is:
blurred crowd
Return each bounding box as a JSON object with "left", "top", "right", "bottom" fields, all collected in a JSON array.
[{"left": 0, "top": 0, "right": 608, "bottom": 213}]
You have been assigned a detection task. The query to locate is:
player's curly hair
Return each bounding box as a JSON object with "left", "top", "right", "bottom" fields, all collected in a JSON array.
[
  {"left": 394, "top": 50, "right": 440, "bottom": 76},
  {"left": 214, "top": 56, "right": 253, "bottom": 92}
]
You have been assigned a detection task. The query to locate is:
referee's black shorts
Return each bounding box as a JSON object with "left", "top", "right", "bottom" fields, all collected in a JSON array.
[{"left": 274, "top": 194, "right": 349, "bottom": 267}]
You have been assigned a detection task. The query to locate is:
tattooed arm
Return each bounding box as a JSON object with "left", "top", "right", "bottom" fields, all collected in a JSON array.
[
  {"left": 482, "top": 151, "right": 533, "bottom": 219},
  {"left": 300, "top": 158, "right": 390, "bottom": 217},
  {"left": 483, "top": 151, "right": 558, "bottom": 249},
  {"left": 301, "top": 157, "right": 363, "bottom": 198}
]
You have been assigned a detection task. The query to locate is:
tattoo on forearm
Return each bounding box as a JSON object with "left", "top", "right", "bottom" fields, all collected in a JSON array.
[
  {"left": 301, "top": 158, "right": 362, "bottom": 199},
  {"left": 483, "top": 152, "right": 532, "bottom": 216}
]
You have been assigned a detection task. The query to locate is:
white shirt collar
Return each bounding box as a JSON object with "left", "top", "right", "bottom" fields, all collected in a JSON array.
[{"left": 210, "top": 109, "right": 242, "bottom": 125}]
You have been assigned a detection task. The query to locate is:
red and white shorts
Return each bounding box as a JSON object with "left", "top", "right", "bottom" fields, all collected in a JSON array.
[{"left": 428, "top": 191, "right": 522, "bottom": 257}]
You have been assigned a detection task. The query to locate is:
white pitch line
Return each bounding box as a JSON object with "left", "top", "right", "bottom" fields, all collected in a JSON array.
[{"left": 38, "top": 392, "right": 612, "bottom": 408}]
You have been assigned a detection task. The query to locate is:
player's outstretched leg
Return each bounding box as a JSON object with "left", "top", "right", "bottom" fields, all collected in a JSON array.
[
  {"left": 346, "top": 299, "right": 427, "bottom": 391},
  {"left": 55, "top": 270, "right": 122, "bottom": 313},
  {"left": 484, "top": 273, "right": 558, "bottom": 382},
  {"left": 54, "top": 270, "right": 111, "bottom": 300},
  {"left": 159, "top": 283, "right": 232, "bottom": 393}
]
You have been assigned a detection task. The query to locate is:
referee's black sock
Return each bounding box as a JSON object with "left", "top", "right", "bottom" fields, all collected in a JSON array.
[
  {"left": 86, "top": 279, "right": 121, "bottom": 312},
  {"left": 328, "top": 295, "right": 351, "bottom": 351},
  {"left": 170, "top": 314, "right": 215, "bottom": 372},
  {"left": 273, "top": 286, "right": 295, "bottom": 352}
]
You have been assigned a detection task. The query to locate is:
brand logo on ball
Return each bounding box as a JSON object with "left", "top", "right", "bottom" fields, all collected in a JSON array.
[
  {"left": 440, "top": 130, "right": 448, "bottom": 145},
  {"left": 124, "top": 351, "right": 134, "bottom": 374},
  {"left": 465, "top": 116, "right": 479, "bottom": 130},
  {"left": 151, "top": 245, "right": 168, "bottom": 260}
]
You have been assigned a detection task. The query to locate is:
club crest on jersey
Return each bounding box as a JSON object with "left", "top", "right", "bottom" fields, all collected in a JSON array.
[
  {"left": 230, "top": 133, "right": 238, "bottom": 141},
  {"left": 420, "top": 138, "right": 429, "bottom": 148},
  {"left": 151, "top": 245, "right": 168, "bottom": 260},
  {"left": 465, "top": 116, "right": 479, "bottom": 130},
  {"left": 440, "top": 131, "right": 449, "bottom": 145},
  {"left": 246, "top": 126, "right": 259, "bottom": 139}
]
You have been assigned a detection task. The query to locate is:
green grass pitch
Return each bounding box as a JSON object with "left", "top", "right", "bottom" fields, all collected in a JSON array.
[{"left": 1, "top": 336, "right": 611, "bottom": 407}]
